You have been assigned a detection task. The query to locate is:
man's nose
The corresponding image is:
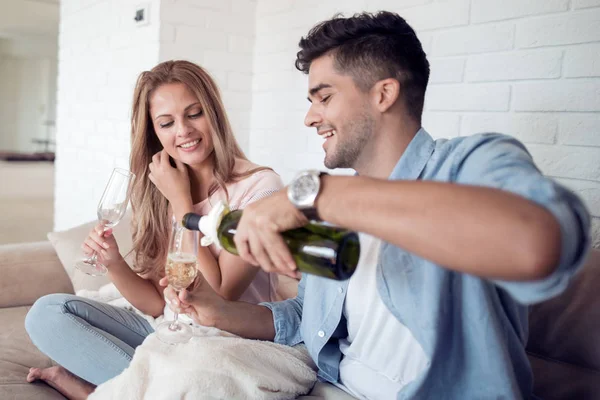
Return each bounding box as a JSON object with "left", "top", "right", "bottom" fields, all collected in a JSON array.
[{"left": 304, "top": 105, "right": 322, "bottom": 128}]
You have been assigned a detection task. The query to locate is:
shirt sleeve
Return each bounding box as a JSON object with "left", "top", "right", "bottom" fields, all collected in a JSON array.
[
  {"left": 260, "top": 275, "right": 306, "bottom": 346},
  {"left": 453, "top": 133, "right": 591, "bottom": 305}
]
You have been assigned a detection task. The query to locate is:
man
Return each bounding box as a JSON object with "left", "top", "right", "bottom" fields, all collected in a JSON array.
[{"left": 164, "top": 11, "right": 590, "bottom": 399}]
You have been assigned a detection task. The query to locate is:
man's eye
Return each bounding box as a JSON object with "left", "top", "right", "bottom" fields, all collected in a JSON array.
[
  {"left": 320, "top": 95, "right": 331, "bottom": 104},
  {"left": 159, "top": 121, "right": 174, "bottom": 128}
]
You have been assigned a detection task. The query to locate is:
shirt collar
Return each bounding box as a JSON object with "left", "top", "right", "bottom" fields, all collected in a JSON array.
[{"left": 388, "top": 127, "right": 435, "bottom": 180}]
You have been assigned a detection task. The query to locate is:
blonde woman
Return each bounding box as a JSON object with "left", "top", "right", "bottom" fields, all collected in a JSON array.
[{"left": 24, "top": 60, "right": 283, "bottom": 399}]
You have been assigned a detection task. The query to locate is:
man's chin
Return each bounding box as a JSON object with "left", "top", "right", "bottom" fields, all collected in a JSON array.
[{"left": 324, "top": 159, "right": 340, "bottom": 170}]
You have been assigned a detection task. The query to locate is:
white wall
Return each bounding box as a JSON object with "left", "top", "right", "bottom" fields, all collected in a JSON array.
[
  {"left": 53, "top": 0, "right": 161, "bottom": 230},
  {"left": 54, "top": 0, "right": 256, "bottom": 230},
  {"left": 158, "top": 0, "right": 256, "bottom": 153},
  {"left": 53, "top": 0, "right": 600, "bottom": 248},
  {"left": 249, "top": 0, "right": 600, "bottom": 248}
]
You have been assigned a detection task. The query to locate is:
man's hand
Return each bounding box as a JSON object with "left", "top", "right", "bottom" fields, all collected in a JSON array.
[
  {"left": 159, "top": 273, "right": 224, "bottom": 327},
  {"left": 234, "top": 190, "right": 307, "bottom": 278},
  {"left": 148, "top": 149, "right": 192, "bottom": 209}
]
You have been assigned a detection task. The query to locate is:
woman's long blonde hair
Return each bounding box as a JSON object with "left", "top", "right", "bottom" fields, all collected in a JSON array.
[{"left": 129, "top": 60, "right": 263, "bottom": 277}]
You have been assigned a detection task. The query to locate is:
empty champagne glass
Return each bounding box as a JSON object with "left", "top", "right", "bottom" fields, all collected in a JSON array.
[
  {"left": 75, "top": 168, "right": 135, "bottom": 276},
  {"left": 156, "top": 221, "right": 199, "bottom": 345}
]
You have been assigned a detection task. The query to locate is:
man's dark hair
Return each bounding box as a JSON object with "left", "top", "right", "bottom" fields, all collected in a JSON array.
[{"left": 296, "top": 11, "right": 430, "bottom": 122}]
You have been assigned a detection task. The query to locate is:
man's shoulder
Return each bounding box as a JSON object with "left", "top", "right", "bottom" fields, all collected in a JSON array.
[
  {"left": 423, "top": 132, "right": 530, "bottom": 177},
  {"left": 433, "top": 132, "right": 525, "bottom": 156}
]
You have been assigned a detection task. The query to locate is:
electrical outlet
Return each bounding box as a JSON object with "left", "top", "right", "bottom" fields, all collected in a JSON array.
[{"left": 134, "top": 3, "right": 150, "bottom": 27}]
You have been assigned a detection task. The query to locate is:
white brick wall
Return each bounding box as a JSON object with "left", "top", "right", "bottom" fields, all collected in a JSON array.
[
  {"left": 158, "top": 0, "right": 256, "bottom": 152},
  {"left": 54, "top": 0, "right": 161, "bottom": 230},
  {"left": 54, "top": 0, "right": 600, "bottom": 247},
  {"left": 248, "top": 0, "right": 600, "bottom": 248},
  {"left": 55, "top": 0, "right": 256, "bottom": 230}
]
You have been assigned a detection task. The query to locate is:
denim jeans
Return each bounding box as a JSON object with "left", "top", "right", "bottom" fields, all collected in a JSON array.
[{"left": 25, "top": 293, "right": 154, "bottom": 385}]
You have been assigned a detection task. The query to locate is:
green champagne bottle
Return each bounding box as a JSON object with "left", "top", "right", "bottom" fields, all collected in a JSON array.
[{"left": 182, "top": 201, "right": 360, "bottom": 280}]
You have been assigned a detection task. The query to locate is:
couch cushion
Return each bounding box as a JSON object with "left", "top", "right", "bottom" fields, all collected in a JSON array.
[
  {"left": 527, "top": 249, "right": 600, "bottom": 371},
  {"left": 0, "top": 306, "right": 65, "bottom": 399},
  {"left": 47, "top": 213, "right": 134, "bottom": 293},
  {"left": 0, "top": 241, "right": 74, "bottom": 308}
]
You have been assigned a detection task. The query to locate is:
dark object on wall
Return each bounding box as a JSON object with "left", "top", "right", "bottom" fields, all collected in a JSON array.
[{"left": 0, "top": 152, "right": 55, "bottom": 162}]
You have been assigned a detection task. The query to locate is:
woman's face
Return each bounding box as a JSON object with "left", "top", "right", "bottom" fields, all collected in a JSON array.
[{"left": 149, "top": 82, "right": 215, "bottom": 166}]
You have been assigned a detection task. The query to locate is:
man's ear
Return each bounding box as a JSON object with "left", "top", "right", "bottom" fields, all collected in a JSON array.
[{"left": 371, "top": 78, "right": 400, "bottom": 113}]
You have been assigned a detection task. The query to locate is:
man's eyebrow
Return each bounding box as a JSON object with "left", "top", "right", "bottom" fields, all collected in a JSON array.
[{"left": 307, "top": 83, "right": 332, "bottom": 102}]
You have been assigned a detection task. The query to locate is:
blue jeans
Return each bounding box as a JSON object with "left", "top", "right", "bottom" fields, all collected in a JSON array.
[{"left": 25, "top": 293, "right": 154, "bottom": 385}]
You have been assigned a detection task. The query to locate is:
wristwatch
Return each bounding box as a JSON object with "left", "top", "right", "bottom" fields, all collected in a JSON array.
[{"left": 287, "top": 170, "right": 328, "bottom": 221}]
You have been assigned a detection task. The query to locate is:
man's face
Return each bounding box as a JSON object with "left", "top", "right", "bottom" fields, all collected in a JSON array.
[{"left": 304, "top": 55, "right": 374, "bottom": 170}]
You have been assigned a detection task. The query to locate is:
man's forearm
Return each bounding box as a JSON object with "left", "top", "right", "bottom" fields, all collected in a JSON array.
[
  {"left": 211, "top": 301, "right": 276, "bottom": 341},
  {"left": 316, "top": 175, "right": 561, "bottom": 280}
]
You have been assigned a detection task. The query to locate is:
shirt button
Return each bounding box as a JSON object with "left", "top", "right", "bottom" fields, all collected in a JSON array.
[
  {"left": 338, "top": 287, "right": 344, "bottom": 294},
  {"left": 318, "top": 330, "right": 325, "bottom": 338}
]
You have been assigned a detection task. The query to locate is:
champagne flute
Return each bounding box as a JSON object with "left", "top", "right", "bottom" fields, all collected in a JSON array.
[
  {"left": 156, "top": 221, "right": 199, "bottom": 345},
  {"left": 75, "top": 168, "right": 135, "bottom": 276}
]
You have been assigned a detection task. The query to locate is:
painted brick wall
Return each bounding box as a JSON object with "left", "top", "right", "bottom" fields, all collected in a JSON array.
[
  {"left": 158, "top": 0, "right": 256, "bottom": 152},
  {"left": 54, "top": 0, "right": 600, "bottom": 248},
  {"left": 54, "top": 0, "right": 255, "bottom": 230},
  {"left": 250, "top": 0, "right": 600, "bottom": 248},
  {"left": 54, "top": 0, "right": 161, "bottom": 230}
]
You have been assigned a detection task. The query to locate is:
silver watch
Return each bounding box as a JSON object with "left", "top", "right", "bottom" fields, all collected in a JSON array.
[{"left": 287, "top": 170, "right": 327, "bottom": 211}]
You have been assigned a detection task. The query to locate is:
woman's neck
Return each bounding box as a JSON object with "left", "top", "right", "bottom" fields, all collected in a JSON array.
[{"left": 187, "top": 157, "right": 216, "bottom": 204}]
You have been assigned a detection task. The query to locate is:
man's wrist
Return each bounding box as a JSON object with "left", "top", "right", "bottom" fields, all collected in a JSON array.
[
  {"left": 287, "top": 170, "right": 328, "bottom": 221},
  {"left": 201, "top": 297, "right": 230, "bottom": 329},
  {"left": 313, "top": 174, "right": 330, "bottom": 222}
]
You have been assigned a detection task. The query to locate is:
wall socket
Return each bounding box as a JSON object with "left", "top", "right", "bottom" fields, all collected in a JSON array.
[{"left": 134, "top": 3, "right": 150, "bottom": 27}]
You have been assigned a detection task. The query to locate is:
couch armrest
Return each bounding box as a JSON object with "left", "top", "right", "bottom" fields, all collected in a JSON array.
[{"left": 0, "top": 241, "right": 74, "bottom": 308}]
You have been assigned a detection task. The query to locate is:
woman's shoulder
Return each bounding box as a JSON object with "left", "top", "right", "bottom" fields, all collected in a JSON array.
[
  {"left": 227, "top": 159, "right": 284, "bottom": 208},
  {"left": 233, "top": 159, "right": 284, "bottom": 189}
]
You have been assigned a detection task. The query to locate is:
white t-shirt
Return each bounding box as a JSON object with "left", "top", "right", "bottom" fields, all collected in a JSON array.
[{"left": 338, "top": 234, "right": 430, "bottom": 400}]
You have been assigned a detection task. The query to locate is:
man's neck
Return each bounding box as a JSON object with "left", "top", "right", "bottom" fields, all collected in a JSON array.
[{"left": 354, "top": 119, "right": 420, "bottom": 179}]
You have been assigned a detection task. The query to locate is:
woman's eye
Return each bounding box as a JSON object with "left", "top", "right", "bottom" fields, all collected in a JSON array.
[
  {"left": 189, "top": 111, "right": 203, "bottom": 118},
  {"left": 159, "top": 121, "right": 174, "bottom": 128}
]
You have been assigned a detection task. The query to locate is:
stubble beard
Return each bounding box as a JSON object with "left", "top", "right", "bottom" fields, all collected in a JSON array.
[{"left": 324, "top": 111, "right": 374, "bottom": 170}]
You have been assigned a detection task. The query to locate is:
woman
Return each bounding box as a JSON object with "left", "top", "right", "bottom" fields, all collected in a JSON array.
[{"left": 25, "top": 60, "right": 283, "bottom": 399}]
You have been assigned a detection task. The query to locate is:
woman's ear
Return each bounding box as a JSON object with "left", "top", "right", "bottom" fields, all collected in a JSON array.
[{"left": 372, "top": 78, "right": 400, "bottom": 113}]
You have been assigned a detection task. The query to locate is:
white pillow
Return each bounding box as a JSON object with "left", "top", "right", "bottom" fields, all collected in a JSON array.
[{"left": 47, "top": 212, "right": 134, "bottom": 292}]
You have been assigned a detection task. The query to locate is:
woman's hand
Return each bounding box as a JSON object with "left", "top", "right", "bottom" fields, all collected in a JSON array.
[
  {"left": 148, "top": 149, "right": 192, "bottom": 209},
  {"left": 81, "top": 223, "right": 122, "bottom": 269}
]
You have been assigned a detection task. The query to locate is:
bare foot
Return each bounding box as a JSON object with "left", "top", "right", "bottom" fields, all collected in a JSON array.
[{"left": 27, "top": 366, "right": 95, "bottom": 400}]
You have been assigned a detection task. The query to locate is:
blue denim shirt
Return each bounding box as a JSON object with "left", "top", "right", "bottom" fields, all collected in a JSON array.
[{"left": 261, "top": 129, "right": 591, "bottom": 399}]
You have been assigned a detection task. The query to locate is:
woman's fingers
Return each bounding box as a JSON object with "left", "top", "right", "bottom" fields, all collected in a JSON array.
[{"left": 82, "top": 238, "right": 107, "bottom": 257}]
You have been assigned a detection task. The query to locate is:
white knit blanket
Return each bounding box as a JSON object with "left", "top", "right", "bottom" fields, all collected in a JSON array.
[{"left": 79, "top": 284, "right": 317, "bottom": 400}]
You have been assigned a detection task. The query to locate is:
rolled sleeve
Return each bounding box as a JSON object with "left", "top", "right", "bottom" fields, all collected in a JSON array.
[
  {"left": 455, "top": 133, "right": 591, "bottom": 304},
  {"left": 260, "top": 275, "right": 306, "bottom": 346}
]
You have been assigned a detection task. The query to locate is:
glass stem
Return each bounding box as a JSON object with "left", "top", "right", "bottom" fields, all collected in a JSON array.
[
  {"left": 87, "top": 225, "right": 106, "bottom": 264},
  {"left": 169, "top": 312, "right": 180, "bottom": 331},
  {"left": 169, "top": 289, "right": 181, "bottom": 331}
]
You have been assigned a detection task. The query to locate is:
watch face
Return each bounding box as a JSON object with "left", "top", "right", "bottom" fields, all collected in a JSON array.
[{"left": 291, "top": 173, "right": 319, "bottom": 205}]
